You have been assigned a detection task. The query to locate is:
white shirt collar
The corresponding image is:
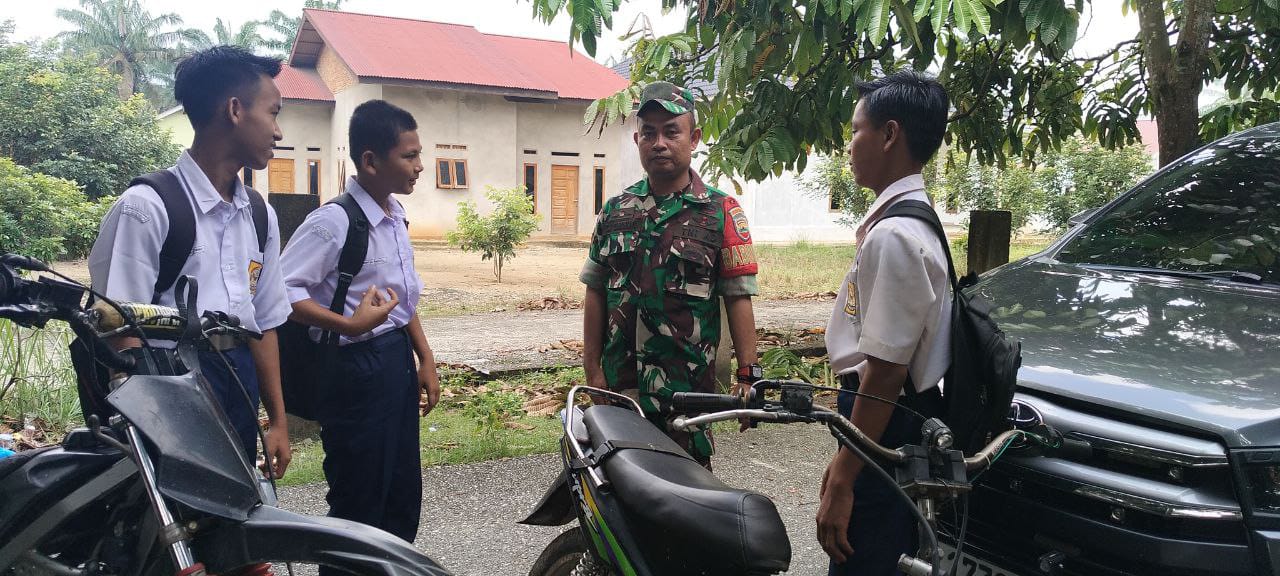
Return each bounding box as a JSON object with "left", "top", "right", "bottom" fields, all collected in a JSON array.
[
  {"left": 176, "top": 150, "right": 249, "bottom": 214},
  {"left": 856, "top": 173, "right": 927, "bottom": 244},
  {"left": 345, "top": 176, "right": 404, "bottom": 226}
]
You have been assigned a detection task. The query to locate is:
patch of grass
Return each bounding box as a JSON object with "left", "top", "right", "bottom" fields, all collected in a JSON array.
[
  {"left": 277, "top": 409, "right": 563, "bottom": 487},
  {"left": 755, "top": 243, "right": 857, "bottom": 299},
  {"left": 755, "top": 238, "right": 1051, "bottom": 298},
  {"left": 277, "top": 368, "right": 581, "bottom": 487},
  {"left": 0, "top": 321, "right": 82, "bottom": 440}
]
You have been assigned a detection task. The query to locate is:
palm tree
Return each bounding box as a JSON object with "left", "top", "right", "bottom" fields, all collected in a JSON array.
[
  {"left": 187, "top": 19, "right": 269, "bottom": 51},
  {"left": 55, "top": 0, "right": 198, "bottom": 99},
  {"left": 260, "top": 0, "right": 344, "bottom": 55}
]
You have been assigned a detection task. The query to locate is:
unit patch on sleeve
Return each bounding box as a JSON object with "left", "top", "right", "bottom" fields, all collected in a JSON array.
[{"left": 728, "top": 205, "right": 751, "bottom": 243}]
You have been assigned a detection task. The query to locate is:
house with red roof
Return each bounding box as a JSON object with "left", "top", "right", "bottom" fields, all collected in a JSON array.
[{"left": 161, "top": 8, "right": 631, "bottom": 238}]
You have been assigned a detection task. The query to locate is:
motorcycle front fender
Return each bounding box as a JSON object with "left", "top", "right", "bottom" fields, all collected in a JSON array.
[
  {"left": 517, "top": 468, "right": 575, "bottom": 527},
  {"left": 193, "top": 505, "right": 451, "bottom": 576}
]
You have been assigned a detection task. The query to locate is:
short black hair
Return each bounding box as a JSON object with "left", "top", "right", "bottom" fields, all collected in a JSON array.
[
  {"left": 174, "top": 46, "right": 282, "bottom": 128},
  {"left": 855, "top": 70, "right": 949, "bottom": 164},
  {"left": 349, "top": 100, "right": 418, "bottom": 167}
]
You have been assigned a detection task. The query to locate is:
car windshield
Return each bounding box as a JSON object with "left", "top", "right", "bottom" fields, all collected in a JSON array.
[{"left": 1056, "top": 131, "right": 1280, "bottom": 285}]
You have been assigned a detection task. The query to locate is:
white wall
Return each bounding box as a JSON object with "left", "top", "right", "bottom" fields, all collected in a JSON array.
[
  {"left": 378, "top": 85, "right": 626, "bottom": 238},
  {"left": 267, "top": 101, "right": 334, "bottom": 196}
]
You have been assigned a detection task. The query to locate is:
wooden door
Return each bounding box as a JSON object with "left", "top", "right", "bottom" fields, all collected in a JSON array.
[
  {"left": 550, "top": 165, "right": 579, "bottom": 235},
  {"left": 268, "top": 158, "right": 295, "bottom": 193}
]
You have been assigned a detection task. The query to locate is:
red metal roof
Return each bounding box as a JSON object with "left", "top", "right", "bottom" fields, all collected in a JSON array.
[
  {"left": 275, "top": 63, "right": 334, "bottom": 102},
  {"left": 298, "top": 9, "right": 627, "bottom": 100}
]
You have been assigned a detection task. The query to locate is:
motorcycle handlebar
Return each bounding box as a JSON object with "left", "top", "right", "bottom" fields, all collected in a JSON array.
[{"left": 670, "top": 390, "right": 757, "bottom": 413}]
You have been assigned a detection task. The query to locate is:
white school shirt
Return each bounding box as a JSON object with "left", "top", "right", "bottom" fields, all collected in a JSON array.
[
  {"left": 280, "top": 177, "right": 422, "bottom": 346},
  {"left": 87, "top": 151, "right": 292, "bottom": 336},
  {"left": 824, "top": 174, "right": 952, "bottom": 393}
]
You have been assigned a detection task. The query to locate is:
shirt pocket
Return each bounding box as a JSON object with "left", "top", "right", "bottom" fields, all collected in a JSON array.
[
  {"left": 597, "top": 231, "right": 638, "bottom": 290},
  {"left": 665, "top": 237, "right": 717, "bottom": 299}
]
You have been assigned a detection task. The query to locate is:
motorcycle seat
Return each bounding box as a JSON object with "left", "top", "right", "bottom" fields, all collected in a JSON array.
[{"left": 582, "top": 405, "right": 791, "bottom": 575}]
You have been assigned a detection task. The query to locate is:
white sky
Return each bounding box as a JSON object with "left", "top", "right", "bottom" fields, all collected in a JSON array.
[{"left": 3, "top": 0, "right": 1137, "bottom": 64}]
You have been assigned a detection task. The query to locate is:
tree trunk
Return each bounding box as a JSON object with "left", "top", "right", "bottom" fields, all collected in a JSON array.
[{"left": 1135, "top": 0, "right": 1215, "bottom": 167}]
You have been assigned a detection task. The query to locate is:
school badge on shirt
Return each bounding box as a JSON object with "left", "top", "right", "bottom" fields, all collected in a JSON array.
[
  {"left": 247, "top": 260, "right": 263, "bottom": 295},
  {"left": 843, "top": 278, "right": 859, "bottom": 318}
]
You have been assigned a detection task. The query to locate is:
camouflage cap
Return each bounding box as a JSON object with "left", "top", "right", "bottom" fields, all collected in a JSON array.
[{"left": 638, "top": 81, "right": 695, "bottom": 116}]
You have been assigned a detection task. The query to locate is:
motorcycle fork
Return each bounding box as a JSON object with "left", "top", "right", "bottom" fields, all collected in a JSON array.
[{"left": 123, "top": 423, "right": 200, "bottom": 574}]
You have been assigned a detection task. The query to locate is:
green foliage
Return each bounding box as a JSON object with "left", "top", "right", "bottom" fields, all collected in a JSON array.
[
  {"left": 941, "top": 137, "right": 1152, "bottom": 232},
  {"left": 0, "top": 43, "right": 180, "bottom": 199},
  {"left": 796, "top": 152, "right": 875, "bottom": 227},
  {"left": 55, "top": 0, "right": 202, "bottom": 105},
  {"left": 461, "top": 385, "right": 526, "bottom": 438},
  {"left": 0, "top": 321, "right": 81, "bottom": 439},
  {"left": 447, "top": 186, "right": 540, "bottom": 283},
  {"left": 0, "top": 158, "right": 110, "bottom": 261},
  {"left": 759, "top": 348, "right": 834, "bottom": 387},
  {"left": 186, "top": 18, "right": 270, "bottom": 52},
  {"left": 537, "top": 0, "right": 1280, "bottom": 178}
]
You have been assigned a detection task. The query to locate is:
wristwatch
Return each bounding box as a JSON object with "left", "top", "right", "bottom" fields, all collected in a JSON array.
[{"left": 735, "top": 363, "right": 763, "bottom": 383}]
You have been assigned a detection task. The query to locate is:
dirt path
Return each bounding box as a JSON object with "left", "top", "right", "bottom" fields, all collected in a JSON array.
[{"left": 424, "top": 298, "right": 832, "bottom": 372}]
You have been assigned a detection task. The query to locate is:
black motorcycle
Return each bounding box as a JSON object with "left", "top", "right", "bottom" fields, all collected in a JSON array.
[
  {"left": 0, "top": 254, "right": 451, "bottom": 576},
  {"left": 520, "top": 382, "right": 1026, "bottom": 576}
]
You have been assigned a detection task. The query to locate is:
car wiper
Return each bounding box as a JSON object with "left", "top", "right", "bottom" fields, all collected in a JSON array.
[{"left": 1082, "top": 264, "right": 1266, "bottom": 285}]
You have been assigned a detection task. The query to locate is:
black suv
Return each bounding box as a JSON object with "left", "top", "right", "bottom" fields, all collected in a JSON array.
[{"left": 945, "top": 123, "right": 1280, "bottom": 575}]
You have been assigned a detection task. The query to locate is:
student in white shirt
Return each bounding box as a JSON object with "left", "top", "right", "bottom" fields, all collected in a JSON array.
[
  {"left": 281, "top": 100, "right": 439, "bottom": 550},
  {"left": 89, "top": 46, "right": 293, "bottom": 478},
  {"left": 817, "top": 70, "right": 953, "bottom": 575}
]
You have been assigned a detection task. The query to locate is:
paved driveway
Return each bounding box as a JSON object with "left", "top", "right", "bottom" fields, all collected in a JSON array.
[{"left": 277, "top": 422, "right": 837, "bottom": 575}]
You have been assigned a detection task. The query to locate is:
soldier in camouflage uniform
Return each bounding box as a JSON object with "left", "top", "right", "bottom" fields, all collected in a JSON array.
[{"left": 581, "top": 82, "right": 761, "bottom": 466}]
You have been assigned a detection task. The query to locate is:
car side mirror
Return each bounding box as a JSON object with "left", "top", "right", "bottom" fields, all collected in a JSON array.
[{"left": 1068, "top": 207, "right": 1099, "bottom": 228}]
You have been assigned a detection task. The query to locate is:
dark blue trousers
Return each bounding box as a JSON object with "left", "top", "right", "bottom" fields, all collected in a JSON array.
[
  {"left": 198, "top": 346, "right": 260, "bottom": 460},
  {"left": 830, "top": 376, "right": 944, "bottom": 576},
  {"left": 316, "top": 328, "right": 422, "bottom": 549}
]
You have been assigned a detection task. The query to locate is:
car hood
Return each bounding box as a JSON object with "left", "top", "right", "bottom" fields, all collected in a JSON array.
[{"left": 974, "top": 259, "right": 1280, "bottom": 447}]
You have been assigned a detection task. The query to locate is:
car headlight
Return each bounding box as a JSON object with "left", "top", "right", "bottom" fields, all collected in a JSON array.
[{"left": 1239, "top": 450, "right": 1280, "bottom": 513}]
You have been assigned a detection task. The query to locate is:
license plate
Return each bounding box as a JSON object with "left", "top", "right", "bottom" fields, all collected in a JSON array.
[{"left": 939, "top": 544, "right": 1024, "bottom": 576}]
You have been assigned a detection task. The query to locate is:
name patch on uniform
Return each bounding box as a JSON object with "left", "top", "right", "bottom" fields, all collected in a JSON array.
[
  {"left": 721, "top": 244, "right": 757, "bottom": 270},
  {"left": 843, "top": 279, "right": 859, "bottom": 317},
  {"left": 728, "top": 205, "right": 751, "bottom": 242},
  {"left": 602, "top": 211, "right": 643, "bottom": 234},
  {"left": 248, "top": 260, "right": 263, "bottom": 295}
]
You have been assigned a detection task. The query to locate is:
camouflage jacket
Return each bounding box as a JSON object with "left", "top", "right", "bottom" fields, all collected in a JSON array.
[{"left": 580, "top": 170, "right": 757, "bottom": 457}]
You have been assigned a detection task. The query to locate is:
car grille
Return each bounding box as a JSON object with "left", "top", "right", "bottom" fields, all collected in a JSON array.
[{"left": 945, "top": 391, "right": 1253, "bottom": 575}]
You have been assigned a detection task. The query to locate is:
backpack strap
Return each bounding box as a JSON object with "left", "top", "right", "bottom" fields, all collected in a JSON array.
[
  {"left": 246, "top": 187, "right": 269, "bottom": 254},
  {"left": 130, "top": 171, "right": 194, "bottom": 304},
  {"left": 877, "top": 200, "right": 960, "bottom": 293},
  {"left": 322, "top": 193, "right": 370, "bottom": 346},
  {"left": 872, "top": 200, "right": 957, "bottom": 400}
]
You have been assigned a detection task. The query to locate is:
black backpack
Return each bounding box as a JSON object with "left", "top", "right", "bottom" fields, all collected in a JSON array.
[
  {"left": 276, "top": 192, "right": 369, "bottom": 420},
  {"left": 878, "top": 200, "right": 1022, "bottom": 454}
]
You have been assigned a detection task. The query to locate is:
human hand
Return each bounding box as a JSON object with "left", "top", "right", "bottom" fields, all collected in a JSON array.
[
  {"left": 735, "top": 379, "right": 754, "bottom": 432},
  {"left": 586, "top": 367, "right": 607, "bottom": 391},
  {"left": 816, "top": 462, "right": 855, "bottom": 563},
  {"left": 347, "top": 285, "right": 399, "bottom": 335},
  {"left": 419, "top": 362, "right": 441, "bottom": 415},
  {"left": 262, "top": 426, "right": 292, "bottom": 479}
]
